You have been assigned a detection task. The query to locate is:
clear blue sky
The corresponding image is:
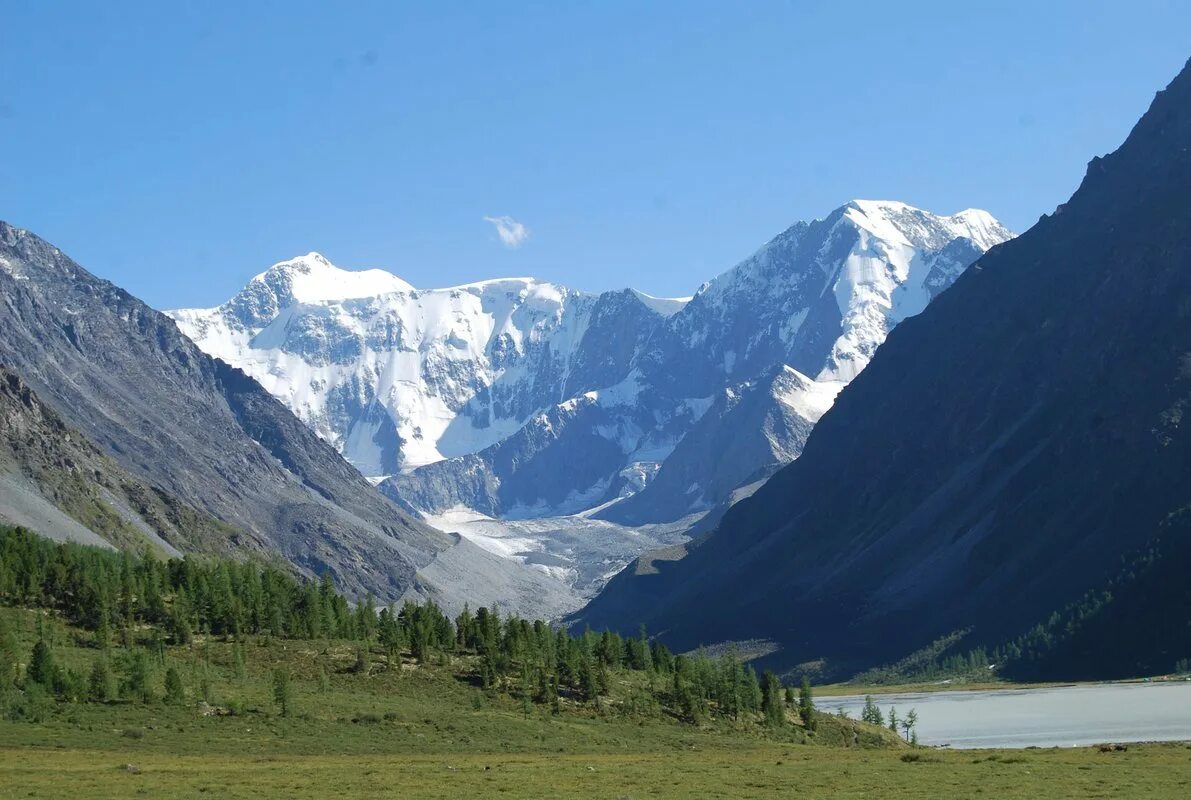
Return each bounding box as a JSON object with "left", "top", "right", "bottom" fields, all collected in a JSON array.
[{"left": 2, "top": 1, "right": 1189, "bottom": 309}]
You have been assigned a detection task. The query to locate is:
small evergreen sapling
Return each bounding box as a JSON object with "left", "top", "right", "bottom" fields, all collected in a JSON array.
[
  {"left": 272, "top": 668, "right": 292, "bottom": 716},
  {"left": 164, "top": 666, "right": 185, "bottom": 705}
]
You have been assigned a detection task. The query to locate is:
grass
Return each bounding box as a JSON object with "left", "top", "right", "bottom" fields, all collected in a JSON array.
[
  {"left": 3, "top": 740, "right": 1190, "bottom": 798},
  {"left": 1, "top": 608, "right": 1190, "bottom": 798}
]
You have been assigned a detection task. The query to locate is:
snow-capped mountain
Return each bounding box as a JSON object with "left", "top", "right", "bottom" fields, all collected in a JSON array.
[
  {"left": 172, "top": 254, "right": 679, "bottom": 476},
  {"left": 171, "top": 200, "right": 1012, "bottom": 524}
]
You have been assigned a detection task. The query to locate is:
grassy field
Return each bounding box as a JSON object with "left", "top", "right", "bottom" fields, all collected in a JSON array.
[
  {"left": 1, "top": 608, "right": 1189, "bottom": 798},
  {"left": 3, "top": 736, "right": 1191, "bottom": 798}
]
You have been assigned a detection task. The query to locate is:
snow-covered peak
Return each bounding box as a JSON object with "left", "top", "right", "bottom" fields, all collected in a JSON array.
[
  {"left": 946, "top": 208, "right": 1014, "bottom": 251},
  {"left": 841, "top": 199, "right": 1012, "bottom": 252},
  {"left": 250, "top": 252, "right": 415, "bottom": 304}
]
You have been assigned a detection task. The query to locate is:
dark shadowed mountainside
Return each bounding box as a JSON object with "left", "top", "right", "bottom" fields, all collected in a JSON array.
[{"left": 575, "top": 58, "right": 1191, "bottom": 680}]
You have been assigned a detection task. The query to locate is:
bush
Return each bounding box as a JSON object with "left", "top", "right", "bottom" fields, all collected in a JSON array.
[
  {"left": 900, "top": 752, "right": 940, "bottom": 763},
  {"left": 7, "top": 683, "right": 54, "bottom": 723}
]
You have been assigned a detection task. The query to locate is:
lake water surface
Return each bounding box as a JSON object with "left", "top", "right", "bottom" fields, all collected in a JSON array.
[{"left": 817, "top": 681, "right": 1191, "bottom": 749}]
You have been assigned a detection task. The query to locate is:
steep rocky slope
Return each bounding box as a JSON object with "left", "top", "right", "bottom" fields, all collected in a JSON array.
[{"left": 0, "top": 365, "right": 241, "bottom": 557}]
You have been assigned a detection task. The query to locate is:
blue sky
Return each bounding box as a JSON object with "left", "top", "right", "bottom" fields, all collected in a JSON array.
[{"left": 2, "top": 1, "right": 1189, "bottom": 309}]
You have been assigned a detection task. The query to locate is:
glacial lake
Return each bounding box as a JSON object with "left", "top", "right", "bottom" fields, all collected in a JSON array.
[{"left": 817, "top": 681, "right": 1191, "bottom": 749}]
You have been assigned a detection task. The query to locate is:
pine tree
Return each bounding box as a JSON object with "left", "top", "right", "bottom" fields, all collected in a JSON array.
[
  {"left": 87, "top": 657, "right": 115, "bottom": 703},
  {"left": 94, "top": 600, "right": 112, "bottom": 650},
  {"left": 272, "top": 668, "right": 292, "bottom": 716},
  {"left": 634, "top": 625, "right": 653, "bottom": 672},
  {"left": 888, "top": 706, "right": 899, "bottom": 734},
  {"left": 124, "top": 650, "right": 153, "bottom": 703},
  {"left": 902, "top": 708, "right": 919, "bottom": 743},
  {"left": 26, "top": 639, "right": 56, "bottom": 688},
  {"left": 164, "top": 666, "right": 185, "bottom": 704},
  {"left": 168, "top": 602, "right": 192, "bottom": 645},
  {"left": 861, "top": 695, "right": 884, "bottom": 726},
  {"left": 761, "top": 671, "right": 785, "bottom": 727},
  {"left": 798, "top": 676, "right": 816, "bottom": 731}
]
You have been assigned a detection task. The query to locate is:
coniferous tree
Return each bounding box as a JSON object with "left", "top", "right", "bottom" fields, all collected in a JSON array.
[
  {"left": 87, "top": 657, "right": 115, "bottom": 702},
  {"left": 26, "top": 639, "right": 56, "bottom": 689},
  {"left": 902, "top": 709, "right": 919, "bottom": 742},
  {"left": 272, "top": 668, "right": 292, "bottom": 716},
  {"left": 761, "top": 671, "right": 785, "bottom": 727},
  {"left": 861, "top": 695, "right": 884, "bottom": 726},
  {"left": 168, "top": 599, "right": 192, "bottom": 645},
  {"left": 164, "top": 666, "right": 185, "bottom": 704},
  {"left": 798, "top": 676, "right": 816, "bottom": 731},
  {"left": 124, "top": 650, "right": 153, "bottom": 703}
]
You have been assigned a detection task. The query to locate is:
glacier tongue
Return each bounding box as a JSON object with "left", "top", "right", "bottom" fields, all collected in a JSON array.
[{"left": 169, "top": 199, "right": 1013, "bottom": 530}]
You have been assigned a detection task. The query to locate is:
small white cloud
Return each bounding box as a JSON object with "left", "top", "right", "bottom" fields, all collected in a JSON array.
[{"left": 483, "top": 215, "right": 530, "bottom": 249}]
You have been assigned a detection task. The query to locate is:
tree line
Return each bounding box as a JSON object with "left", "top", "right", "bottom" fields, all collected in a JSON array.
[{"left": 0, "top": 525, "right": 818, "bottom": 729}]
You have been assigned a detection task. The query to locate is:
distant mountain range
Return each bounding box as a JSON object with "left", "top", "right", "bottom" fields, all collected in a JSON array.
[
  {"left": 172, "top": 200, "right": 1012, "bottom": 529},
  {"left": 575, "top": 57, "right": 1191, "bottom": 682}
]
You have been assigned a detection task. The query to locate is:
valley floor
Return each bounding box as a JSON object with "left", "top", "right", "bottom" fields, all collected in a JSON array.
[{"left": 3, "top": 740, "right": 1190, "bottom": 798}]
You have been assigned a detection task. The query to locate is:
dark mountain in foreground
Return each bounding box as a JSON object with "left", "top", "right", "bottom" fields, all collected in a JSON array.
[
  {"left": 575, "top": 58, "right": 1191, "bottom": 680},
  {"left": 0, "top": 222, "right": 574, "bottom": 613}
]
